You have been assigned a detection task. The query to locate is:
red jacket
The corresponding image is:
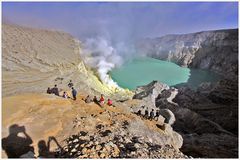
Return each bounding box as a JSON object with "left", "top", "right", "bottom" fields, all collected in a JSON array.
[
  {"left": 107, "top": 100, "right": 112, "bottom": 105},
  {"left": 100, "top": 97, "right": 104, "bottom": 102}
]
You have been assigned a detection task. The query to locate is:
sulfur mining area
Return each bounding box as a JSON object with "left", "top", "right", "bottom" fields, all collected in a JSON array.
[{"left": 2, "top": 23, "right": 238, "bottom": 158}]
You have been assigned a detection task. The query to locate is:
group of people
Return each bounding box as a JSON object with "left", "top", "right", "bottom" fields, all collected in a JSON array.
[
  {"left": 85, "top": 94, "right": 113, "bottom": 107},
  {"left": 46, "top": 80, "right": 114, "bottom": 107},
  {"left": 136, "top": 106, "right": 160, "bottom": 121},
  {"left": 47, "top": 80, "right": 77, "bottom": 100}
]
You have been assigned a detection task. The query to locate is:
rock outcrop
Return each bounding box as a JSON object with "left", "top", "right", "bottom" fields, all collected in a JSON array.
[
  {"left": 136, "top": 29, "right": 238, "bottom": 77},
  {"left": 132, "top": 81, "right": 169, "bottom": 110}
]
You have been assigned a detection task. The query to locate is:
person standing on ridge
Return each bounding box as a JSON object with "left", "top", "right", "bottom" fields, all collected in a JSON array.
[
  {"left": 71, "top": 87, "right": 77, "bottom": 100},
  {"left": 155, "top": 110, "right": 160, "bottom": 120},
  {"left": 150, "top": 109, "right": 155, "bottom": 121},
  {"left": 144, "top": 108, "right": 149, "bottom": 119}
]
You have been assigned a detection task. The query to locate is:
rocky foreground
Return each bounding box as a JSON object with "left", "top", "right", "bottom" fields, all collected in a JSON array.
[
  {"left": 2, "top": 79, "right": 237, "bottom": 158},
  {"left": 2, "top": 91, "right": 188, "bottom": 158}
]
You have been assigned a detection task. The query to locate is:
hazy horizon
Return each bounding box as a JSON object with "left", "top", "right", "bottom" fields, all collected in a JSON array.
[{"left": 2, "top": 2, "right": 238, "bottom": 41}]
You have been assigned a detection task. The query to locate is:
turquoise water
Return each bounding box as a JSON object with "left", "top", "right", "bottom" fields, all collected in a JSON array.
[{"left": 110, "top": 57, "right": 222, "bottom": 90}]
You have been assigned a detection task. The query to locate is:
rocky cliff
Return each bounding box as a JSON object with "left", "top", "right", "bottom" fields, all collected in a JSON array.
[
  {"left": 133, "top": 80, "right": 238, "bottom": 158},
  {"left": 136, "top": 29, "right": 238, "bottom": 77}
]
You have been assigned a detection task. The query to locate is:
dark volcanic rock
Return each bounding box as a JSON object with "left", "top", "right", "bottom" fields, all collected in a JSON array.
[
  {"left": 173, "top": 78, "right": 238, "bottom": 135},
  {"left": 135, "top": 77, "right": 238, "bottom": 158},
  {"left": 155, "top": 79, "right": 238, "bottom": 158},
  {"left": 181, "top": 133, "right": 238, "bottom": 158}
]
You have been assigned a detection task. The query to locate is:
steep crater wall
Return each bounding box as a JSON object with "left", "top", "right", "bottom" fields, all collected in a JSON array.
[
  {"left": 2, "top": 23, "right": 132, "bottom": 98},
  {"left": 136, "top": 29, "right": 238, "bottom": 77}
]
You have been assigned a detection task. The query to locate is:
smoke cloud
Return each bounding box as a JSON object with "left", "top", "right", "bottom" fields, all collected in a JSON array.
[{"left": 82, "top": 37, "right": 124, "bottom": 87}]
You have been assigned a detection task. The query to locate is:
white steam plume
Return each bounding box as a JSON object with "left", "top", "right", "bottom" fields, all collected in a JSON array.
[{"left": 82, "top": 37, "right": 123, "bottom": 88}]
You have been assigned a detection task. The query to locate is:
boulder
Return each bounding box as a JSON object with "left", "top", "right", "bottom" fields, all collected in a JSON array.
[
  {"left": 133, "top": 81, "right": 169, "bottom": 100},
  {"left": 159, "top": 109, "right": 176, "bottom": 125}
]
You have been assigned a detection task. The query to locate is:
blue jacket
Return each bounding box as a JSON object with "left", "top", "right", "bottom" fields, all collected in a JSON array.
[{"left": 72, "top": 89, "right": 77, "bottom": 96}]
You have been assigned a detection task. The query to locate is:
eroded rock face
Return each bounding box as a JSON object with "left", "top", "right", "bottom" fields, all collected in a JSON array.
[
  {"left": 155, "top": 80, "right": 238, "bottom": 158},
  {"left": 181, "top": 133, "right": 238, "bottom": 158},
  {"left": 133, "top": 81, "right": 169, "bottom": 111},
  {"left": 136, "top": 29, "right": 238, "bottom": 77},
  {"left": 132, "top": 79, "right": 238, "bottom": 158},
  {"left": 159, "top": 109, "right": 176, "bottom": 126},
  {"left": 173, "top": 78, "right": 238, "bottom": 135}
]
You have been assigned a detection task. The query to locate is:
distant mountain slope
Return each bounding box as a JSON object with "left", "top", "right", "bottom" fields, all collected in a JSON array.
[
  {"left": 136, "top": 29, "right": 238, "bottom": 77},
  {"left": 2, "top": 23, "right": 81, "bottom": 71},
  {"left": 2, "top": 23, "right": 131, "bottom": 98}
]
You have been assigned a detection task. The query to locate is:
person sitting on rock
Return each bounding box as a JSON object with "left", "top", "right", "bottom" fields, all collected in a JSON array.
[
  {"left": 51, "top": 85, "right": 59, "bottom": 96},
  {"left": 99, "top": 94, "right": 105, "bottom": 106},
  {"left": 155, "top": 110, "right": 160, "bottom": 120},
  {"left": 62, "top": 91, "right": 68, "bottom": 99},
  {"left": 47, "top": 87, "right": 52, "bottom": 94},
  {"left": 84, "top": 95, "right": 92, "bottom": 103},
  {"left": 144, "top": 108, "right": 149, "bottom": 118},
  {"left": 137, "top": 109, "right": 142, "bottom": 116},
  {"left": 68, "top": 80, "right": 74, "bottom": 88},
  {"left": 107, "top": 99, "right": 113, "bottom": 106},
  {"left": 93, "top": 96, "right": 98, "bottom": 104},
  {"left": 150, "top": 109, "right": 155, "bottom": 120}
]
